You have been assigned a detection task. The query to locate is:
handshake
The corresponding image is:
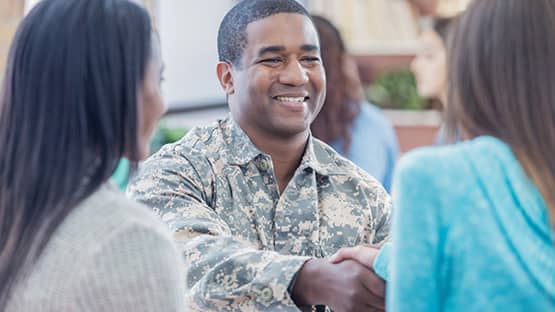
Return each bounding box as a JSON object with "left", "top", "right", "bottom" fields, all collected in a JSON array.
[{"left": 292, "top": 245, "right": 386, "bottom": 312}]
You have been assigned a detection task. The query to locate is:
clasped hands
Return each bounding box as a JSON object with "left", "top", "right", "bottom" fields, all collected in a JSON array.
[{"left": 292, "top": 245, "right": 385, "bottom": 312}]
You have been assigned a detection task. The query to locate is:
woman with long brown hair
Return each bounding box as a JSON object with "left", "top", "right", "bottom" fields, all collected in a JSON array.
[
  {"left": 0, "top": 0, "right": 185, "bottom": 310},
  {"left": 331, "top": 0, "right": 555, "bottom": 310},
  {"left": 311, "top": 15, "right": 399, "bottom": 192}
]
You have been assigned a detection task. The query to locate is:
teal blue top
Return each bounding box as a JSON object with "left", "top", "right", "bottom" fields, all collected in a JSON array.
[
  {"left": 111, "top": 158, "right": 130, "bottom": 191},
  {"left": 375, "top": 136, "right": 555, "bottom": 311}
]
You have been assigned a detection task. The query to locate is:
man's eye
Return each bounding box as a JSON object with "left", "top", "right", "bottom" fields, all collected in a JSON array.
[
  {"left": 301, "top": 57, "right": 321, "bottom": 66},
  {"left": 302, "top": 57, "right": 321, "bottom": 62},
  {"left": 260, "top": 58, "right": 282, "bottom": 64}
]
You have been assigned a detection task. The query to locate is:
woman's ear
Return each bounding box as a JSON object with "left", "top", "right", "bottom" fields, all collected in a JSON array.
[{"left": 216, "top": 62, "right": 235, "bottom": 95}]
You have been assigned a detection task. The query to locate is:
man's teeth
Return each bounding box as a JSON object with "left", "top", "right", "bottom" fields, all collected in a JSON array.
[{"left": 275, "top": 96, "right": 306, "bottom": 102}]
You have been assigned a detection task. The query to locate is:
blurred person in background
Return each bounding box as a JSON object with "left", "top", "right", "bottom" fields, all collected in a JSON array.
[
  {"left": 410, "top": 17, "right": 453, "bottom": 107},
  {"left": 332, "top": 0, "right": 555, "bottom": 310},
  {"left": 0, "top": 0, "right": 185, "bottom": 311},
  {"left": 311, "top": 15, "right": 399, "bottom": 192},
  {"left": 411, "top": 16, "right": 457, "bottom": 144}
]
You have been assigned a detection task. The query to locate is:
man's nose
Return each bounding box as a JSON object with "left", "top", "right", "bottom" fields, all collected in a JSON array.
[{"left": 278, "top": 60, "right": 309, "bottom": 86}]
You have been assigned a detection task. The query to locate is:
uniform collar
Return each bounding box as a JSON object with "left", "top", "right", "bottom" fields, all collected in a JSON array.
[
  {"left": 223, "top": 116, "right": 344, "bottom": 176},
  {"left": 223, "top": 116, "right": 264, "bottom": 165},
  {"left": 300, "top": 135, "right": 346, "bottom": 176}
]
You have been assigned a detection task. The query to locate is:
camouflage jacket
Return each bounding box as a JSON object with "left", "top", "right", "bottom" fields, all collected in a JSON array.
[{"left": 127, "top": 117, "right": 392, "bottom": 311}]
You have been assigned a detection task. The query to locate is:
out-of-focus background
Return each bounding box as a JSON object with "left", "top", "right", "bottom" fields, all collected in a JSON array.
[{"left": 0, "top": 0, "right": 471, "bottom": 154}]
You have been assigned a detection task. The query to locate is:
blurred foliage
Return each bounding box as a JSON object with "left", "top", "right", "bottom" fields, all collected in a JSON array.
[
  {"left": 366, "top": 69, "right": 429, "bottom": 110},
  {"left": 150, "top": 124, "right": 188, "bottom": 154}
]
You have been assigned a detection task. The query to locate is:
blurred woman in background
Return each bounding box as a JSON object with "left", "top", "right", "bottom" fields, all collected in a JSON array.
[
  {"left": 411, "top": 17, "right": 457, "bottom": 144},
  {"left": 410, "top": 17, "right": 453, "bottom": 107},
  {"left": 311, "top": 15, "right": 399, "bottom": 192},
  {"left": 0, "top": 0, "right": 185, "bottom": 310}
]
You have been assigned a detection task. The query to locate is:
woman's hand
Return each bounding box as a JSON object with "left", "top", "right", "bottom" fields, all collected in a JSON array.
[{"left": 328, "top": 245, "right": 381, "bottom": 270}]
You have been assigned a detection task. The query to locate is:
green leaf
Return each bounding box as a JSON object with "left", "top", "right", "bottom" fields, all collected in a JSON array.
[{"left": 366, "top": 70, "right": 429, "bottom": 110}]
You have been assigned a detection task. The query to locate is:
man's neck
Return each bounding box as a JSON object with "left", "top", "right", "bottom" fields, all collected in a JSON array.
[{"left": 242, "top": 125, "right": 309, "bottom": 194}]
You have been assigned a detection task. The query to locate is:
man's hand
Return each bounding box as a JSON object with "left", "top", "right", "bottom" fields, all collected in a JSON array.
[{"left": 291, "top": 258, "right": 385, "bottom": 312}]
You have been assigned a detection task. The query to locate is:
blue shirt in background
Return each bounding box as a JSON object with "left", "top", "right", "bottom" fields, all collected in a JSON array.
[
  {"left": 331, "top": 102, "right": 399, "bottom": 192},
  {"left": 375, "top": 136, "right": 555, "bottom": 311}
]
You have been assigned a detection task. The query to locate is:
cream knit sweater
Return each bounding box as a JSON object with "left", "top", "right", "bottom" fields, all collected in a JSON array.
[{"left": 6, "top": 183, "right": 186, "bottom": 311}]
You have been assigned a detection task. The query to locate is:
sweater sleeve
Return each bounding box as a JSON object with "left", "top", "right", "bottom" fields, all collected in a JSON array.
[
  {"left": 386, "top": 153, "right": 443, "bottom": 312},
  {"left": 72, "top": 223, "right": 186, "bottom": 312}
]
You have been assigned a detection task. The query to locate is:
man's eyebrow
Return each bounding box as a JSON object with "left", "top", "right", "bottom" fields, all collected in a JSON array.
[
  {"left": 257, "top": 45, "right": 285, "bottom": 57},
  {"left": 301, "top": 44, "right": 319, "bottom": 52},
  {"left": 256, "top": 44, "right": 320, "bottom": 57}
]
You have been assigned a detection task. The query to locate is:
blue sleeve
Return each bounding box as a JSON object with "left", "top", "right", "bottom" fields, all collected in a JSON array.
[
  {"left": 373, "top": 242, "right": 392, "bottom": 280},
  {"left": 387, "top": 153, "right": 442, "bottom": 312},
  {"left": 381, "top": 128, "right": 400, "bottom": 193}
]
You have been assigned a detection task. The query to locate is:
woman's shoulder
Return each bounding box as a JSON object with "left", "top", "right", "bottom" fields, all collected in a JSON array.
[
  {"left": 394, "top": 138, "right": 503, "bottom": 198},
  {"left": 84, "top": 183, "right": 163, "bottom": 221},
  {"left": 396, "top": 142, "right": 464, "bottom": 176},
  {"left": 397, "top": 136, "right": 504, "bottom": 173},
  {"left": 8, "top": 183, "right": 180, "bottom": 311},
  {"left": 60, "top": 183, "right": 172, "bottom": 253},
  {"left": 394, "top": 136, "right": 514, "bottom": 206}
]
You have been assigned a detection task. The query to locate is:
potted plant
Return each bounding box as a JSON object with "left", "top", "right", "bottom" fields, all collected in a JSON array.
[{"left": 366, "top": 69, "right": 441, "bottom": 153}]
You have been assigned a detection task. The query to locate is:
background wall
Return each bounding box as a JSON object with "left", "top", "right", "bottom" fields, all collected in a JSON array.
[
  {"left": 0, "top": 0, "right": 24, "bottom": 85},
  {"left": 159, "top": 0, "right": 235, "bottom": 109},
  {"left": 307, "top": 0, "right": 420, "bottom": 55}
]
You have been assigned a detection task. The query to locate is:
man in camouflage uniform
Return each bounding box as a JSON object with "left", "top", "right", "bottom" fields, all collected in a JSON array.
[{"left": 128, "top": 0, "right": 391, "bottom": 311}]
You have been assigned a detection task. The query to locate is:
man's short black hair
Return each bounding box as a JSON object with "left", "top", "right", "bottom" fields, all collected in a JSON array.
[{"left": 217, "top": 0, "right": 310, "bottom": 67}]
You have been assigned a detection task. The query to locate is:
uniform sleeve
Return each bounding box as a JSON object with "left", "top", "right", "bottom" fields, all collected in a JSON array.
[
  {"left": 386, "top": 154, "right": 442, "bottom": 312},
  {"left": 370, "top": 181, "right": 393, "bottom": 245},
  {"left": 73, "top": 223, "right": 186, "bottom": 312},
  {"left": 127, "top": 147, "right": 310, "bottom": 311}
]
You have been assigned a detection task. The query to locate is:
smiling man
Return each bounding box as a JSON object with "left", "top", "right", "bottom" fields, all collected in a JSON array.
[{"left": 128, "top": 1, "right": 391, "bottom": 311}]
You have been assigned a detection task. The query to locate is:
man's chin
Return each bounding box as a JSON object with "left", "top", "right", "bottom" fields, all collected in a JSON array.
[{"left": 272, "top": 120, "right": 311, "bottom": 138}]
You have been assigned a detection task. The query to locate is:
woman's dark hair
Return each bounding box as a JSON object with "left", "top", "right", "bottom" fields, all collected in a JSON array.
[
  {"left": 0, "top": 0, "right": 152, "bottom": 306},
  {"left": 433, "top": 16, "right": 455, "bottom": 43},
  {"left": 426, "top": 16, "right": 455, "bottom": 111},
  {"left": 446, "top": 0, "right": 555, "bottom": 226},
  {"left": 310, "top": 15, "right": 362, "bottom": 154}
]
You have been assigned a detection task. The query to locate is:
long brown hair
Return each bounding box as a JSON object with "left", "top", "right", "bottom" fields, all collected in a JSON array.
[
  {"left": 446, "top": 0, "right": 555, "bottom": 226},
  {"left": 433, "top": 16, "right": 455, "bottom": 43},
  {"left": 310, "top": 15, "right": 362, "bottom": 154},
  {"left": 0, "top": 0, "right": 152, "bottom": 306}
]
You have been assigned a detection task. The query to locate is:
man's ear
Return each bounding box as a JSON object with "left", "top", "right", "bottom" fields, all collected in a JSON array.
[{"left": 216, "top": 62, "right": 235, "bottom": 95}]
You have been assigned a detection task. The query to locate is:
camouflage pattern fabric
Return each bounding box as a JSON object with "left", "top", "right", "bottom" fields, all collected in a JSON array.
[{"left": 127, "top": 117, "right": 392, "bottom": 311}]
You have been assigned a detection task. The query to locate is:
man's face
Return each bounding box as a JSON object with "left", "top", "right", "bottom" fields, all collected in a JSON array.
[{"left": 229, "top": 13, "right": 326, "bottom": 138}]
